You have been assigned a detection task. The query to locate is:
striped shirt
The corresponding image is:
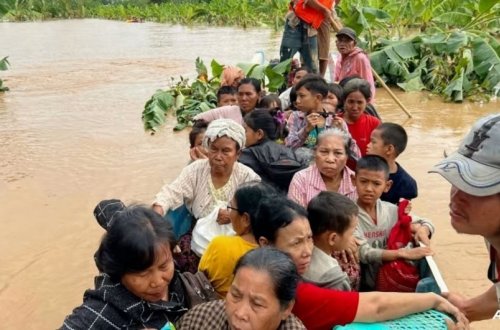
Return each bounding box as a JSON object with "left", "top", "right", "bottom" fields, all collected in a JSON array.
[{"left": 288, "top": 164, "right": 357, "bottom": 207}]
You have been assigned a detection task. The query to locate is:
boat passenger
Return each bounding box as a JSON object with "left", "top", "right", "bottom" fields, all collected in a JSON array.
[
  {"left": 252, "top": 196, "right": 468, "bottom": 330},
  {"left": 177, "top": 247, "right": 306, "bottom": 329},
  {"left": 193, "top": 78, "right": 261, "bottom": 125},
  {"left": 61, "top": 206, "right": 189, "bottom": 329},
  {"left": 198, "top": 182, "right": 278, "bottom": 298},
  {"left": 153, "top": 119, "right": 260, "bottom": 273}
]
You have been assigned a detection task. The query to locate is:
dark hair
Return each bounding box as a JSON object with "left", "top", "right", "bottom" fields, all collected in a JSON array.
[
  {"left": 252, "top": 196, "right": 307, "bottom": 243},
  {"left": 216, "top": 85, "right": 237, "bottom": 100},
  {"left": 289, "top": 86, "right": 297, "bottom": 110},
  {"left": 189, "top": 120, "right": 208, "bottom": 148},
  {"left": 342, "top": 78, "right": 372, "bottom": 102},
  {"left": 377, "top": 122, "right": 408, "bottom": 156},
  {"left": 294, "top": 66, "right": 313, "bottom": 75},
  {"left": 238, "top": 77, "right": 262, "bottom": 94},
  {"left": 356, "top": 155, "right": 390, "bottom": 179},
  {"left": 95, "top": 205, "right": 176, "bottom": 282},
  {"left": 259, "top": 93, "right": 281, "bottom": 110},
  {"left": 327, "top": 83, "right": 343, "bottom": 102},
  {"left": 295, "top": 75, "right": 329, "bottom": 98},
  {"left": 307, "top": 192, "right": 358, "bottom": 236},
  {"left": 234, "top": 181, "right": 279, "bottom": 221},
  {"left": 244, "top": 109, "right": 278, "bottom": 141},
  {"left": 338, "top": 75, "right": 362, "bottom": 88},
  {"left": 234, "top": 247, "right": 299, "bottom": 310}
]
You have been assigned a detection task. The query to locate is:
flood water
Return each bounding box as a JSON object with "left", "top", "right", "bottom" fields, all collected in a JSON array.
[{"left": 0, "top": 19, "right": 497, "bottom": 329}]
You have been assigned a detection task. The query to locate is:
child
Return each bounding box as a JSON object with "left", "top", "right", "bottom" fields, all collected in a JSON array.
[
  {"left": 285, "top": 75, "right": 330, "bottom": 149},
  {"left": 259, "top": 93, "right": 281, "bottom": 110},
  {"left": 367, "top": 123, "right": 418, "bottom": 204},
  {"left": 325, "top": 83, "right": 343, "bottom": 110},
  {"left": 304, "top": 191, "right": 359, "bottom": 291},
  {"left": 189, "top": 120, "right": 208, "bottom": 161},
  {"left": 353, "top": 155, "right": 434, "bottom": 291},
  {"left": 279, "top": 66, "right": 312, "bottom": 111},
  {"left": 216, "top": 85, "right": 238, "bottom": 107}
]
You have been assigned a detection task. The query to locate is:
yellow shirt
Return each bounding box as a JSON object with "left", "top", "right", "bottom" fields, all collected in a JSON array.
[{"left": 199, "top": 235, "right": 257, "bottom": 298}]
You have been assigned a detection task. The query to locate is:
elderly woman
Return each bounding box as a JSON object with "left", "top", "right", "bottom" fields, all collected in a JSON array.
[
  {"left": 153, "top": 119, "right": 260, "bottom": 273},
  {"left": 177, "top": 247, "right": 306, "bottom": 330},
  {"left": 252, "top": 196, "right": 468, "bottom": 330},
  {"left": 288, "top": 127, "right": 360, "bottom": 289},
  {"left": 288, "top": 128, "right": 358, "bottom": 207},
  {"left": 61, "top": 205, "right": 189, "bottom": 329}
]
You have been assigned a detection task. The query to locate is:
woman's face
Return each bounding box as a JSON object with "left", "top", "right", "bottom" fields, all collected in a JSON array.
[
  {"left": 344, "top": 90, "right": 368, "bottom": 122},
  {"left": 208, "top": 136, "right": 240, "bottom": 175},
  {"left": 243, "top": 122, "right": 262, "bottom": 147},
  {"left": 121, "top": 244, "right": 175, "bottom": 302},
  {"left": 228, "top": 197, "right": 250, "bottom": 236},
  {"left": 226, "top": 267, "right": 292, "bottom": 330},
  {"left": 292, "top": 69, "right": 308, "bottom": 86},
  {"left": 238, "top": 83, "right": 260, "bottom": 114},
  {"left": 315, "top": 134, "right": 348, "bottom": 180},
  {"left": 273, "top": 216, "right": 313, "bottom": 275}
]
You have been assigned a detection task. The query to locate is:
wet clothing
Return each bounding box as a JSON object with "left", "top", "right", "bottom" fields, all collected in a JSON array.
[
  {"left": 303, "top": 247, "right": 351, "bottom": 291},
  {"left": 176, "top": 299, "right": 306, "bottom": 329},
  {"left": 334, "top": 47, "right": 376, "bottom": 101},
  {"left": 381, "top": 163, "right": 418, "bottom": 204},
  {"left": 61, "top": 272, "right": 188, "bottom": 330},
  {"left": 293, "top": 282, "right": 359, "bottom": 329}
]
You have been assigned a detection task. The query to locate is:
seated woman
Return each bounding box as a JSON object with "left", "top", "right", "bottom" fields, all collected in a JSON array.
[
  {"left": 239, "top": 109, "right": 306, "bottom": 191},
  {"left": 177, "top": 247, "right": 306, "bottom": 329},
  {"left": 198, "top": 181, "right": 277, "bottom": 298},
  {"left": 153, "top": 119, "right": 260, "bottom": 273},
  {"left": 193, "top": 78, "right": 262, "bottom": 125},
  {"left": 339, "top": 78, "right": 381, "bottom": 156},
  {"left": 252, "top": 196, "right": 468, "bottom": 330},
  {"left": 61, "top": 206, "right": 189, "bottom": 329}
]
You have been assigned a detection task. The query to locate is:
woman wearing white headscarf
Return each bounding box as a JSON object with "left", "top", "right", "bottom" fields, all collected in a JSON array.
[{"left": 153, "top": 119, "right": 261, "bottom": 272}]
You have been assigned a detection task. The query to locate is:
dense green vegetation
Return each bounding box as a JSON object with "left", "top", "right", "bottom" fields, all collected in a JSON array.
[
  {"left": 1, "top": 0, "right": 498, "bottom": 112},
  {"left": 0, "top": 57, "right": 10, "bottom": 92}
]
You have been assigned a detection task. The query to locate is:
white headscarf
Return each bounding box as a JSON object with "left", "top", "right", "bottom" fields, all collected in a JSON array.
[{"left": 203, "top": 118, "right": 246, "bottom": 149}]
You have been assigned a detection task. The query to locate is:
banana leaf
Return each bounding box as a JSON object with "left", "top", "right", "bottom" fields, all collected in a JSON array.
[
  {"left": 432, "top": 12, "right": 472, "bottom": 27},
  {"left": 479, "top": 0, "right": 498, "bottom": 14},
  {"left": 420, "top": 31, "right": 468, "bottom": 54},
  {"left": 471, "top": 35, "right": 500, "bottom": 90},
  {"left": 210, "top": 59, "right": 224, "bottom": 79},
  {"left": 0, "top": 56, "right": 9, "bottom": 71}
]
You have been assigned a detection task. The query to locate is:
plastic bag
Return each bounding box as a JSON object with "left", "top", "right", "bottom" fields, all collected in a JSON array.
[{"left": 191, "top": 201, "right": 235, "bottom": 257}]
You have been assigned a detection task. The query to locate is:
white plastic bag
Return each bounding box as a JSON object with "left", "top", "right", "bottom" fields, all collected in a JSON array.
[{"left": 191, "top": 202, "right": 235, "bottom": 257}]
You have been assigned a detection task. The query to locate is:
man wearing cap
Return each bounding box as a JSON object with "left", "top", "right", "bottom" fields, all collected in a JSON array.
[
  {"left": 334, "top": 27, "right": 376, "bottom": 101},
  {"left": 430, "top": 113, "right": 500, "bottom": 321}
]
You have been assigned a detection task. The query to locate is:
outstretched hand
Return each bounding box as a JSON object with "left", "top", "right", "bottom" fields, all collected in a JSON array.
[{"left": 434, "top": 294, "right": 469, "bottom": 330}]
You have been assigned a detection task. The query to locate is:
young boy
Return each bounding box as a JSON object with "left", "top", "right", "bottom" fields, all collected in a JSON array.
[
  {"left": 285, "top": 75, "right": 330, "bottom": 149},
  {"left": 353, "top": 155, "right": 435, "bottom": 291},
  {"left": 367, "top": 123, "right": 418, "bottom": 204},
  {"left": 216, "top": 86, "right": 238, "bottom": 107},
  {"left": 279, "top": 66, "right": 311, "bottom": 111},
  {"left": 304, "top": 191, "right": 359, "bottom": 291}
]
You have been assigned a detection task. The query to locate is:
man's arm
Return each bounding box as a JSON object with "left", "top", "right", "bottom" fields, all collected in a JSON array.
[{"left": 443, "top": 284, "right": 499, "bottom": 321}]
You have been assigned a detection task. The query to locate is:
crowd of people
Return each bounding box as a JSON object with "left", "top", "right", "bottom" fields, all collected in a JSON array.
[{"left": 58, "top": 8, "right": 500, "bottom": 329}]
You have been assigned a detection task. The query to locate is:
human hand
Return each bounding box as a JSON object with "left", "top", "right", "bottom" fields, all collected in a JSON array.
[
  {"left": 398, "top": 246, "right": 433, "bottom": 260},
  {"left": 189, "top": 146, "right": 208, "bottom": 161},
  {"left": 434, "top": 294, "right": 469, "bottom": 330},
  {"left": 152, "top": 204, "right": 165, "bottom": 216},
  {"left": 306, "top": 113, "right": 326, "bottom": 132},
  {"left": 414, "top": 225, "right": 432, "bottom": 246},
  {"left": 441, "top": 292, "right": 468, "bottom": 314},
  {"left": 331, "top": 115, "right": 345, "bottom": 130},
  {"left": 217, "top": 208, "right": 231, "bottom": 225}
]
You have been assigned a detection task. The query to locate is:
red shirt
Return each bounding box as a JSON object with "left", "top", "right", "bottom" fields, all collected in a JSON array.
[
  {"left": 344, "top": 113, "right": 381, "bottom": 156},
  {"left": 292, "top": 282, "right": 359, "bottom": 330}
]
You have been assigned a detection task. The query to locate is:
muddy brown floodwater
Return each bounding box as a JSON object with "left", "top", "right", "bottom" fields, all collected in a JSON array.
[{"left": 0, "top": 19, "right": 497, "bottom": 329}]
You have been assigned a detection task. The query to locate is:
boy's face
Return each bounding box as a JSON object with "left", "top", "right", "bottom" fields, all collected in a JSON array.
[
  {"left": 367, "top": 129, "right": 388, "bottom": 158},
  {"left": 218, "top": 93, "right": 238, "bottom": 107},
  {"left": 296, "top": 86, "right": 322, "bottom": 113},
  {"left": 353, "top": 169, "right": 392, "bottom": 206},
  {"left": 332, "top": 215, "right": 358, "bottom": 252}
]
